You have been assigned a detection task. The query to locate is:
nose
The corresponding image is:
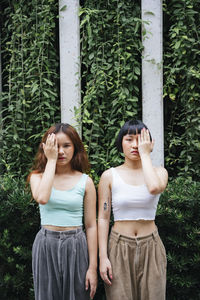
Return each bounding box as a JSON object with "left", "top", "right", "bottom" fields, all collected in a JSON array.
[
  {"left": 132, "top": 138, "right": 138, "bottom": 148},
  {"left": 58, "top": 146, "right": 64, "bottom": 154}
]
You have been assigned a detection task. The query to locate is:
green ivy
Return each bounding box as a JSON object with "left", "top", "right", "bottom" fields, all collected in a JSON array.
[
  {"left": 163, "top": 0, "right": 200, "bottom": 181},
  {"left": 0, "top": 0, "right": 60, "bottom": 176},
  {"left": 80, "top": 0, "right": 142, "bottom": 184}
]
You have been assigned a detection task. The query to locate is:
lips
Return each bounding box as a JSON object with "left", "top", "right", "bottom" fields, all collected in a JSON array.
[
  {"left": 131, "top": 151, "right": 139, "bottom": 155},
  {"left": 58, "top": 157, "right": 65, "bottom": 160}
]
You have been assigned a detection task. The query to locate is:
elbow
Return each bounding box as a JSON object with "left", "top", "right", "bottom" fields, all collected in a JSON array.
[
  {"left": 36, "top": 197, "right": 48, "bottom": 205},
  {"left": 148, "top": 185, "right": 161, "bottom": 195},
  {"left": 85, "top": 222, "right": 97, "bottom": 231}
]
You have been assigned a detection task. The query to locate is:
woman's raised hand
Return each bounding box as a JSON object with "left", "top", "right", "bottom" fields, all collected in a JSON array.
[
  {"left": 138, "top": 128, "right": 154, "bottom": 156},
  {"left": 42, "top": 133, "right": 58, "bottom": 161}
]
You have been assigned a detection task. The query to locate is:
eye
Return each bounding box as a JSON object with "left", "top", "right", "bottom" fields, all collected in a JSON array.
[{"left": 63, "top": 144, "right": 70, "bottom": 148}]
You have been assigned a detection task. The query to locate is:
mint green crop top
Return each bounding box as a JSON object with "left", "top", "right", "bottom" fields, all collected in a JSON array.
[{"left": 39, "top": 174, "right": 88, "bottom": 227}]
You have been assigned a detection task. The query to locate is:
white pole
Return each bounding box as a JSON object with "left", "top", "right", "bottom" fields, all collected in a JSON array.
[
  {"left": 142, "top": 0, "right": 164, "bottom": 166},
  {"left": 59, "top": 0, "right": 81, "bottom": 132}
]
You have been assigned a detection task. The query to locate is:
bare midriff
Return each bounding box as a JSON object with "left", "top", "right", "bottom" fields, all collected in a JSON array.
[
  {"left": 43, "top": 225, "right": 81, "bottom": 231},
  {"left": 113, "top": 220, "right": 156, "bottom": 237}
]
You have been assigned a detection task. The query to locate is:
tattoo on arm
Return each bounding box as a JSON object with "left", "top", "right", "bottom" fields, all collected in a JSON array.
[
  {"left": 103, "top": 196, "right": 110, "bottom": 211},
  {"left": 104, "top": 202, "right": 107, "bottom": 210}
]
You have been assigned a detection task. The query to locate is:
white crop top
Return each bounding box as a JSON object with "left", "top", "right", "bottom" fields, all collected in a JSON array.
[{"left": 111, "top": 168, "right": 160, "bottom": 221}]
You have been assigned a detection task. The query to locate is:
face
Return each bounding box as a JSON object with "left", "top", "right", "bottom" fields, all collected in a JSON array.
[
  {"left": 55, "top": 132, "right": 74, "bottom": 165},
  {"left": 122, "top": 134, "right": 140, "bottom": 160}
]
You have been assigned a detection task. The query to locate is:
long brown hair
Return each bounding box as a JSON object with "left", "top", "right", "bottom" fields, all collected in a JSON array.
[{"left": 27, "top": 123, "right": 90, "bottom": 181}]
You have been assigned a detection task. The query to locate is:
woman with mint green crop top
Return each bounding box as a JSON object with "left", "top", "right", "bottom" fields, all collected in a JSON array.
[
  {"left": 98, "top": 120, "right": 168, "bottom": 300},
  {"left": 28, "top": 123, "right": 97, "bottom": 300}
]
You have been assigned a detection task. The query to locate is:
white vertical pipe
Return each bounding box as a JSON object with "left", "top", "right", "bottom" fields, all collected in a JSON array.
[
  {"left": 142, "top": 0, "right": 164, "bottom": 166},
  {"left": 59, "top": 0, "right": 81, "bottom": 132}
]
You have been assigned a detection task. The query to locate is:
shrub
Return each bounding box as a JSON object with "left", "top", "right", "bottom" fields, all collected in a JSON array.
[
  {"left": 0, "top": 174, "right": 40, "bottom": 300},
  {"left": 0, "top": 175, "right": 199, "bottom": 299},
  {"left": 157, "top": 177, "right": 200, "bottom": 300}
]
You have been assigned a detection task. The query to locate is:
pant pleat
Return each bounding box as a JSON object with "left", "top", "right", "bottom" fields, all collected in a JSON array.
[
  {"left": 105, "top": 228, "right": 167, "bottom": 300},
  {"left": 32, "top": 227, "right": 90, "bottom": 300}
]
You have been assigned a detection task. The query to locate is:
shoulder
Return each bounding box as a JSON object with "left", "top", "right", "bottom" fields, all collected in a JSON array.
[
  {"left": 85, "top": 175, "right": 96, "bottom": 194},
  {"left": 100, "top": 168, "right": 113, "bottom": 180},
  {"left": 98, "top": 168, "right": 113, "bottom": 189},
  {"left": 86, "top": 175, "right": 94, "bottom": 186}
]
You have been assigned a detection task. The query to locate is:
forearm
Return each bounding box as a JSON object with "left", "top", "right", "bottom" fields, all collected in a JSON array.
[
  {"left": 98, "top": 218, "right": 110, "bottom": 259},
  {"left": 140, "top": 153, "right": 162, "bottom": 194},
  {"left": 35, "top": 159, "right": 56, "bottom": 204},
  {"left": 86, "top": 225, "right": 98, "bottom": 270}
]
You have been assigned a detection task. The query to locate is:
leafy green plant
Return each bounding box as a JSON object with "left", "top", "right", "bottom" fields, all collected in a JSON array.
[
  {"left": 80, "top": 0, "right": 142, "bottom": 184},
  {"left": 163, "top": 0, "right": 200, "bottom": 181},
  {"left": 0, "top": 174, "right": 40, "bottom": 300},
  {"left": 0, "top": 0, "right": 60, "bottom": 176},
  {"left": 157, "top": 178, "right": 200, "bottom": 300}
]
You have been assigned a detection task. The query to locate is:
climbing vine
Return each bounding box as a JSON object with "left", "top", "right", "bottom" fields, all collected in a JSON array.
[
  {"left": 163, "top": 0, "right": 200, "bottom": 180},
  {"left": 0, "top": 0, "right": 60, "bottom": 176},
  {"left": 80, "top": 0, "right": 142, "bottom": 183}
]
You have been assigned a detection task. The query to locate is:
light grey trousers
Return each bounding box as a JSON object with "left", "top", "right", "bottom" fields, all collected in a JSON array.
[{"left": 32, "top": 227, "right": 90, "bottom": 300}]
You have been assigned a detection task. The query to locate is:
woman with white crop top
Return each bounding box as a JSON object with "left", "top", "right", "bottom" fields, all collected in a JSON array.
[
  {"left": 28, "top": 123, "right": 97, "bottom": 300},
  {"left": 98, "top": 120, "right": 168, "bottom": 300}
]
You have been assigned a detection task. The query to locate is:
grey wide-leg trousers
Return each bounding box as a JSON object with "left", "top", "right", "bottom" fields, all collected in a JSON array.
[{"left": 32, "top": 227, "right": 90, "bottom": 300}]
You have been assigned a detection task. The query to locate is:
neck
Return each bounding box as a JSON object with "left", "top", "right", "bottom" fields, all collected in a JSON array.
[
  {"left": 123, "top": 157, "right": 142, "bottom": 170},
  {"left": 55, "top": 163, "right": 74, "bottom": 175}
]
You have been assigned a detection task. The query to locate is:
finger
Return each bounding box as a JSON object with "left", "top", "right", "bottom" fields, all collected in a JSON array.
[
  {"left": 50, "top": 133, "right": 55, "bottom": 144},
  {"left": 151, "top": 139, "right": 155, "bottom": 151},
  {"left": 46, "top": 134, "right": 52, "bottom": 145},
  {"left": 108, "top": 267, "right": 113, "bottom": 280},
  {"left": 143, "top": 128, "right": 148, "bottom": 141},
  {"left": 138, "top": 133, "right": 141, "bottom": 145},
  {"left": 140, "top": 128, "right": 144, "bottom": 141},
  {"left": 85, "top": 277, "right": 89, "bottom": 291},
  {"left": 90, "top": 284, "right": 96, "bottom": 299},
  {"left": 145, "top": 129, "right": 150, "bottom": 142},
  {"left": 54, "top": 136, "right": 58, "bottom": 148},
  {"left": 103, "top": 274, "right": 112, "bottom": 285}
]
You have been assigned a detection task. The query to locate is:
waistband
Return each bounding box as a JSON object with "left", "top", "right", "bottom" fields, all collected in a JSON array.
[
  {"left": 110, "top": 227, "right": 158, "bottom": 245},
  {"left": 40, "top": 226, "right": 83, "bottom": 239}
]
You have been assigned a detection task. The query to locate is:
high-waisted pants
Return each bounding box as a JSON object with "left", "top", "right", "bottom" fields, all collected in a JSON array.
[
  {"left": 32, "top": 227, "right": 90, "bottom": 300},
  {"left": 105, "top": 228, "right": 167, "bottom": 300}
]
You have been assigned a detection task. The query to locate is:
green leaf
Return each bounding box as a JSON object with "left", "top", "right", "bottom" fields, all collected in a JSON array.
[{"left": 60, "top": 5, "right": 67, "bottom": 12}]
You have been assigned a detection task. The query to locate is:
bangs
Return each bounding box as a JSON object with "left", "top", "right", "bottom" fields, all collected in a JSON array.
[{"left": 127, "top": 124, "right": 144, "bottom": 135}]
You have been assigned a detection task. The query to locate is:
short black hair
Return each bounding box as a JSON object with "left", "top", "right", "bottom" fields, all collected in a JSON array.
[{"left": 116, "top": 120, "right": 152, "bottom": 152}]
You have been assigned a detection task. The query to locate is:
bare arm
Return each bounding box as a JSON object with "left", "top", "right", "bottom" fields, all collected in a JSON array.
[
  {"left": 84, "top": 177, "right": 98, "bottom": 299},
  {"left": 139, "top": 128, "right": 168, "bottom": 194},
  {"left": 30, "top": 133, "right": 57, "bottom": 204},
  {"left": 98, "top": 169, "right": 113, "bottom": 285}
]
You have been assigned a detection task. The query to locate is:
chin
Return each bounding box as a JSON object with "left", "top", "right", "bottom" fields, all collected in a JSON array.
[{"left": 129, "top": 155, "right": 140, "bottom": 161}]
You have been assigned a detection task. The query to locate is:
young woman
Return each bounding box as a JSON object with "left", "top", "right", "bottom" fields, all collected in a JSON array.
[
  {"left": 98, "top": 120, "right": 168, "bottom": 300},
  {"left": 28, "top": 123, "right": 97, "bottom": 300}
]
